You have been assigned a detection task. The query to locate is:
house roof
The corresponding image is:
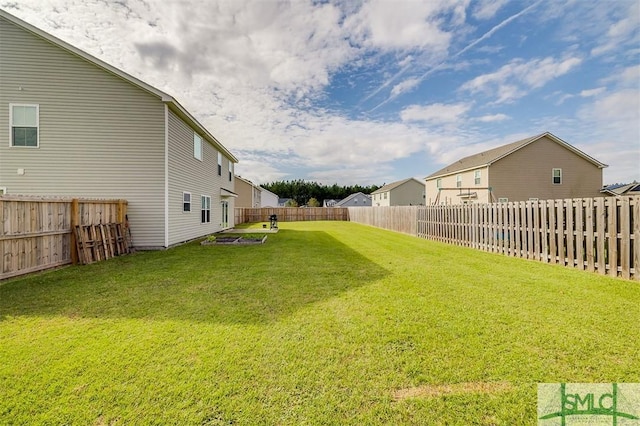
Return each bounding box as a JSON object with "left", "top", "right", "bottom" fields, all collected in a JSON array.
[
  {"left": 335, "top": 192, "right": 371, "bottom": 206},
  {"left": 235, "top": 176, "right": 257, "bottom": 187},
  {"left": 601, "top": 182, "right": 640, "bottom": 196},
  {"left": 425, "top": 132, "right": 607, "bottom": 180},
  {"left": 371, "top": 178, "right": 424, "bottom": 195},
  {"left": 0, "top": 9, "right": 238, "bottom": 163}
]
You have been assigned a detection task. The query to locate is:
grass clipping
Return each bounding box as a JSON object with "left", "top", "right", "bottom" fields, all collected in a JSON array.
[{"left": 393, "top": 381, "right": 512, "bottom": 401}]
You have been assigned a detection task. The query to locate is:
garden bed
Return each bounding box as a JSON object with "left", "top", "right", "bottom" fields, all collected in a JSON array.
[{"left": 201, "top": 234, "right": 267, "bottom": 245}]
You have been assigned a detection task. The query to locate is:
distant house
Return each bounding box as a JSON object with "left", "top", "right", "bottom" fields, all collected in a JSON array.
[
  {"left": 371, "top": 178, "right": 425, "bottom": 206},
  {"left": 0, "top": 10, "right": 238, "bottom": 249},
  {"left": 601, "top": 182, "right": 640, "bottom": 197},
  {"left": 335, "top": 192, "right": 372, "bottom": 207},
  {"left": 235, "top": 176, "right": 261, "bottom": 208},
  {"left": 323, "top": 199, "right": 340, "bottom": 207},
  {"left": 278, "top": 198, "right": 293, "bottom": 207},
  {"left": 425, "top": 132, "right": 607, "bottom": 205},
  {"left": 259, "top": 187, "right": 279, "bottom": 207}
]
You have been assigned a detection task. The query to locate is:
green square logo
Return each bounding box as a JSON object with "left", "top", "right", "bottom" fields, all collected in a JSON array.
[{"left": 538, "top": 383, "right": 640, "bottom": 425}]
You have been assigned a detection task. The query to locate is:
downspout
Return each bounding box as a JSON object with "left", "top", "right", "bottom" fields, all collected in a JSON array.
[{"left": 164, "top": 104, "right": 169, "bottom": 248}]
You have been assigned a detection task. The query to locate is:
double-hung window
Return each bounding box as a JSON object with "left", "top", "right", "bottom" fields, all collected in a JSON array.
[
  {"left": 456, "top": 175, "right": 462, "bottom": 188},
  {"left": 552, "top": 168, "right": 562, "bottom": 184},
  {"left": 201, "top": 195, "right": 211, "bottom": 223},
  {"left": 183, "top": 192, "right": 191, "bottom": 212},
  {"left": 436, "top": 178, "right": 442, "bottom": 189},
  {"left": 217, "top": 152, "right": 222, "bottom": 176},
  {"left": 228, "top": 161, "right": 233, "bottom": 181},
  {"left": 193, "top": 133, "right": 203, "bottom": 160},
  {"left": 474, "top": 170, "right": 481, "bottom": 185},
  {"left": 10, "top": 104, "right": 39, "bottom": 147}
]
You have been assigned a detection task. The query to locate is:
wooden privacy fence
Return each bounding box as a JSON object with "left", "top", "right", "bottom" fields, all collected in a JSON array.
[
  {"left": 349, "top": 196, "right": 640, "bottom": 281},
  {"left": 235, "top": 207, "right": 349, "bottom": 224},
  {"left": 0, "top": 196, "right": 129, "bottom": 280}
]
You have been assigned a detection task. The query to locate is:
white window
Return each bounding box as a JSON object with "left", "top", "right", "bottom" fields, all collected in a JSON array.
[
  {"left": 217, "top": 152, "right": 222, "bottom": 176},
  {"left": 552, "top": 168, "right": 562, "bottom": 184},
  {"left": 183, "top": 192, "right": 191, "bottom": 212},
  {"left": 456, "top": 175, "right": 462, "bottom": 188},
  {"left": 474, "top": 170, "right": 481, "bottom": 185},
  {"left": 0, "top": 187, "right": 6, "bottom": 195},
  {"left": 228, "top": 161, "right": 233, "bottom": 181},
  {"left": 201, "top": 195, "right": 211, "bottom": 223},
  {"left": 498, "top": 197, "right": 508, "bottom": 203},
  {"left": 10, "top": 104, "right": 39, "bottom": 147},
  {"left": 193, "top": 133, "right": 202, "bottom": 160},
  {"left": 436, "top": 178, "right": 442, "bottom": 189}
]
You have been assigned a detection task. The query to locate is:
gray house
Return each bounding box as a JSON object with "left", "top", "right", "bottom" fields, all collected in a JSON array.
[
  {"left": 0, "top": 9, "right": 238, "bottom": 249},
  {"left": 335, "top": 192, "right": 372, "bottom": 207}
]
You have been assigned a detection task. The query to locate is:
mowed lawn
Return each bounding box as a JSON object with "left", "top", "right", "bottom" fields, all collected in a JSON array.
[{"left": 1, "top": 221, "right": 639, "bottom": 425}]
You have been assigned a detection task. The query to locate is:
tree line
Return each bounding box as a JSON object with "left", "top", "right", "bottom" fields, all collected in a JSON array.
[{"left": 261, "top": 180, "right": 381, "bottom": 206}]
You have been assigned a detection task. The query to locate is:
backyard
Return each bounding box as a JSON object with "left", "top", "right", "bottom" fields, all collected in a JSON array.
[{"left": 1, "top": 221, "right": 638, "bottom": 424}]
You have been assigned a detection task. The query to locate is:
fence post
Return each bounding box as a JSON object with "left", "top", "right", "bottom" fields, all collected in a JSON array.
[{"left": 70, "top": 198, "right": 79, "bottom": 265}]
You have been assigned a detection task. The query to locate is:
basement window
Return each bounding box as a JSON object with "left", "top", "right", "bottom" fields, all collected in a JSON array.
[{"left": 10, "top": 104, "right": 39, "bottom": 147}]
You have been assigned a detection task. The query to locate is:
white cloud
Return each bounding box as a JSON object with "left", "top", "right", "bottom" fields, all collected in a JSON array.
[
  {"left": 579, "top": 87, "right": 606, "bottom": 97},
  {"left": 400, "top": 103, "right": 471, "bottom": 124},
  {"left": 475, "top": 113, "right": 509, "bottom": 122},
  {"left": 591, "top": 1, "right": 640, "bottom": 56},
  {"left": 344, "top": 0, "right": 460, "bottom": 52},
  {"left": 472, "top": 0, "right": 509, "bottom": 20},
  {"left": 460, "top": 55, "right": 583, "bottom": 103},
  {"left": 390, "top": 78, "right": 420, "bottom": 97}
]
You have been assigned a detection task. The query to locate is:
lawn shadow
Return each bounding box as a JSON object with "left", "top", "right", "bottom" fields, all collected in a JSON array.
[{"left": 0, "top": 229, "right": 388, "bottom": 324}]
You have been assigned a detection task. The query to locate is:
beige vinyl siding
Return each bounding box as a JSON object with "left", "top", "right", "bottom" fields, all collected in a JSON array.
[
  {"left": 167, "top": 110, "right": 234, "bottom": 246},
  {"left": 489, "top": 136, "right": 603, "bottom": 201},
  {"left": 389, "top": 181, "right": 425, "bottom": 206},
  {"left": 0, "top": 16, "right": 165, "bottom": 248},
  {"left": 426, "top": 166, "right": 491, "bottom": 205},
  {"left": 234, "top": 178, "right": 253, "bottom": 208}
]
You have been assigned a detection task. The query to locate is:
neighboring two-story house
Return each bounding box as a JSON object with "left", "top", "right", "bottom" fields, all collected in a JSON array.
[
  {"left": 371, "top": 178, "right": 425, "bottom": 206},
  {"left": 0, "top": 9, "right": 238, "bottom": 249},
  {"left": 425, "top": 132, "right": 607, "bottom": 205},
  {"left": 235, "top": 176, "right": 262, "bottom": 208}
]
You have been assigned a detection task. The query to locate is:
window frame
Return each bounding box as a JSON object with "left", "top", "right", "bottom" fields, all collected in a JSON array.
[
  {"left": 456, "top": 175, "right": 462, "bottom": 188},
  {"left": 0, "top": 187, "right": 6, "bottom": 195},
  {"left": 193, "top": 133, "right": 203, "bottom": 161},
  {"left": 10, "top": 103, "right": 40, "bottom": 148},
  {"left": 201, "top": 195, "right": 211, "bottom": 223},
  {"left": 436, "top": 178, "right": 442, "bottom": 189},
  {"left": 474, "top": 170, "right": 481, "bottom": 185},
  {"left": 183, "top": 192, "right": 192, "bottom": 212},
  {"left": 217, "top": 152, "right": 222, "bottom": 176},
  {"left": 552, "top": 168, "right": 562, "bottom": 185},
  {"left": 228, "top": 161, "right": 233, "bottom": 181}
]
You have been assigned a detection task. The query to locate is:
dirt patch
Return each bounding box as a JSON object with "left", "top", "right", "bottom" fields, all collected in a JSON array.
[{"left": 392, "top": 381, "right": 512, "bottom": 401}]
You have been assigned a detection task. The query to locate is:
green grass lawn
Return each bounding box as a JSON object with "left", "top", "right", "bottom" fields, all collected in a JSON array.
[{"left": 1, "top": 221, "right": 638, "bottom": 425}]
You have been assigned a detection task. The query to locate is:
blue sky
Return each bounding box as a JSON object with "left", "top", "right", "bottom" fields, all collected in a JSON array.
[{"left": 4, "top": 0, "right": 639, "bottom": 185}]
